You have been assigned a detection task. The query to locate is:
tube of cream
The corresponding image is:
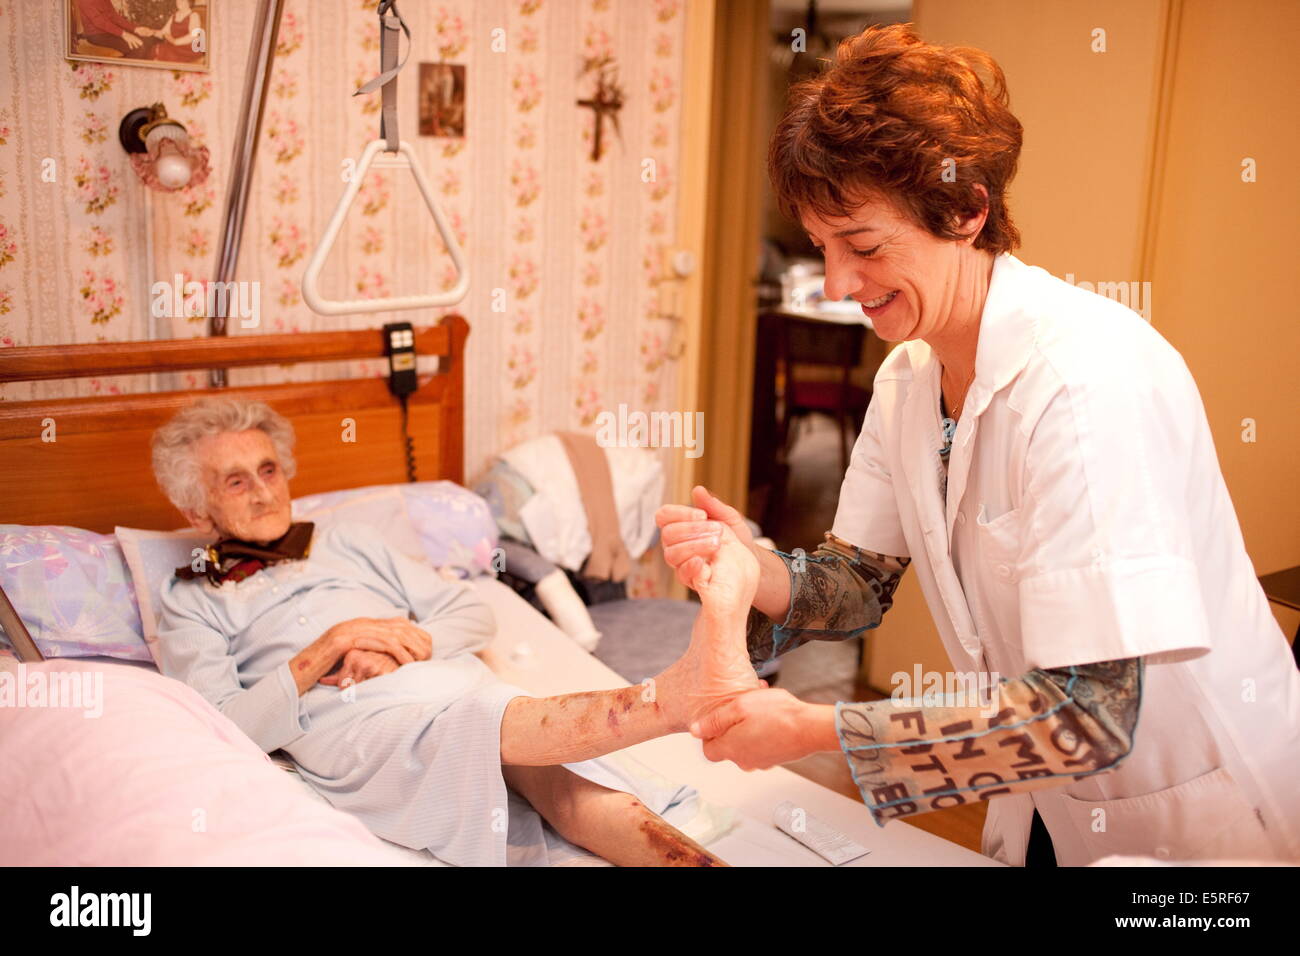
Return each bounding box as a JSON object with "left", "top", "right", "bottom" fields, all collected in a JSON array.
[{"left": 772, "top": 801, "right": 871, "bottom": 865}]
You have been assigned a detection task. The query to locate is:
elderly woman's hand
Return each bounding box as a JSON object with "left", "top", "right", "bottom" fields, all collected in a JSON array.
[
  {"left": 319, "top": 648, "right": 400, "bottom": 688},
  {"left": 324, "top": 616, "right": 432, "bottom": 664}
]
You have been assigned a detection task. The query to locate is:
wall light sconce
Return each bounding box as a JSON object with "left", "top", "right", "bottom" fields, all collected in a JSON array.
[{"left": 118, "top": 103, "right": 211, "bottom": 191}]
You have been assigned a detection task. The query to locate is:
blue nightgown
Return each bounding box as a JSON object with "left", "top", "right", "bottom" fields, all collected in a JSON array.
[{"left": 156, "top": 519, "right": 685, "bottom": 866}]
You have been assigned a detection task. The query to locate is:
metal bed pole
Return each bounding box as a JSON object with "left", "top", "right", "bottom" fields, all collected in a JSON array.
[
  {"left": 208, "top": 0, "right": 285, "bottom": 387},
  {"left": 0, "top": 582, "right": 43, "bottom": 663}
]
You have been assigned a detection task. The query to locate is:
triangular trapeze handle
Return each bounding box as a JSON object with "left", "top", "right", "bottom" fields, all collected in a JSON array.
[{"left": 300, "top": 138, "right": 470, "bottom": 315}]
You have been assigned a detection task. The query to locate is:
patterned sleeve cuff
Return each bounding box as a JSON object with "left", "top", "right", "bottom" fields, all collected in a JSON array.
[
  {"left": 835, "top": 701, "right": 893, "bottom": 828},
  {"left": 745, "top": 605, "right": 778, "bottom": 670},
  {"left": 833, "top": 660, "right": 1142, "bottom": 828},
  {"left": 744, "top": 549, "right": 798, "bottom": 670},
  {"left": 751, "top": 544, "right": 882, "bottom": 667}
]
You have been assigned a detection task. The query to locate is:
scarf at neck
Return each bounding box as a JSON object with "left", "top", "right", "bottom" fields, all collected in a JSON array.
[{"left": 175, "top": 522, "right": 315, "bottom": 586}]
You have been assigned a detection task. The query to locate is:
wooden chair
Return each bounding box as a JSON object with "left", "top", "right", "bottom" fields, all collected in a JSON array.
[{"left": 779, "top": 316, "right": 873, "bottom": 474}]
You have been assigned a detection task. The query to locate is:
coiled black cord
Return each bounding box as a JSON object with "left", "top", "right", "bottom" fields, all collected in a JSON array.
[{"left": 398, "top": 393, "right": 418, "bottom": 483}]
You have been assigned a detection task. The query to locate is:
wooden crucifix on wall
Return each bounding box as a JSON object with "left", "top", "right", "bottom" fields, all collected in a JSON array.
[{"left": 576, "top": 55, "right": 625, "bottom": 162}]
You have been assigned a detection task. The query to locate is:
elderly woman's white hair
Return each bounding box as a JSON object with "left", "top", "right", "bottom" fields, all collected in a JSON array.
[{"left": 151, "top": 397, "right": 297, "bottom": 515}]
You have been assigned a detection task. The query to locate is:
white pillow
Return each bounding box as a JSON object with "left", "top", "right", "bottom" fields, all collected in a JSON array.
[
  {"left": 291, "top": 487, "right": 425, "bottom": 563},
  {"left": 294, "top": 481, "right": 497, "bottom": 577},
  {"left": 115, "top": 527, "right": 209, "bottom": 667}
]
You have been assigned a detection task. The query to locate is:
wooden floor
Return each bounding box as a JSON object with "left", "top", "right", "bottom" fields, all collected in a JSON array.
[{"left": 759, "top": 412, "right": 989, "bottom": 855}]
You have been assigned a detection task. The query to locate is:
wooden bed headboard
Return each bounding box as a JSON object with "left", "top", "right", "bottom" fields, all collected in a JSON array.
[{"left": 0, "top": 315, "right": 468, "bottom": 532}]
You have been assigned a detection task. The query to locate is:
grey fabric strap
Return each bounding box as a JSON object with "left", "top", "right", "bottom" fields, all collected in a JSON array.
[
  {"left": 354, "top": 0, "right": 410, "bottom": 152},
  {"left": 555, "top": 430, "right": 631, "bottom": 583}
]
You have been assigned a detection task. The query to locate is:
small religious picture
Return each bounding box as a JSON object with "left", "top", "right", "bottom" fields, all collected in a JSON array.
[
  {"left": 66, "top": 0, "right": 212, "bottom": 72},
  {"left": 418, "top": 63, "right": 466, "bottom": 138}
]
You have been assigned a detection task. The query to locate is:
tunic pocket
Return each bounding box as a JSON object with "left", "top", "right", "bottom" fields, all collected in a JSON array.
[
  {"left": 967, "top": 505, "right": 1024, "bottom": 666},
  {"left": 973, "top": 503, "right": 1021, "bottom": 584},
  {"left": 1055, "top": 765, "right": 1275, "bottom": 864}
]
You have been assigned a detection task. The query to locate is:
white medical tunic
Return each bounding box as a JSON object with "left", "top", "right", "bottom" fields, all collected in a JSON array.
[{"left": 832, "top": 252, "right": 1300, "bottom": 866}]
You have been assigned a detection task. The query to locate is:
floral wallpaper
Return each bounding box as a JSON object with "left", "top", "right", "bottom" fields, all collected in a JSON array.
[{"left": 0, "top": 0, "right": 690, "bottom": 597}]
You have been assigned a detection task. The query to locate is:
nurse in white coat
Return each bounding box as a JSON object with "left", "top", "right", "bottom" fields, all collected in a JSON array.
[{"left": 659, "top": 23, "right": 1299, "bottom": 866}]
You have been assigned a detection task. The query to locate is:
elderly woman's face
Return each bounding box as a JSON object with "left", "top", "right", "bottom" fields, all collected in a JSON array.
[
  {"left": 187, "top": 428, "right": 292, "bottom": 544},
  {"left": 801, "top": 194, "right": 977, "bottom": 344}
]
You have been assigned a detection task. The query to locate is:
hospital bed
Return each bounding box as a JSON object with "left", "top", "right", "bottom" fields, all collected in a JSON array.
[{"left": 0, "top": 321, "right": 997, "bottom": 867}]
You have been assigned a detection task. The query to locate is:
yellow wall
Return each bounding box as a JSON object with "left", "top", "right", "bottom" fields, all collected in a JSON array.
[
  {"left": 1145, "top": 0, "right": 1300, "bottom": 576},
  {"left": 916, "top": 0, "right": 1167, "bottom": 281},
  {"left": 863, "top": 0, "right": 1298, "bottom": 689}
]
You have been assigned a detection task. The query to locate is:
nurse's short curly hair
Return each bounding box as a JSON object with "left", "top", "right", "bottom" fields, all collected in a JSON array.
[
  {"left": 151, "top": 397, "right": 297, "bottom": 515},
  {"left": 769, "top": 23, "right": 1023, "bottom": 254}
]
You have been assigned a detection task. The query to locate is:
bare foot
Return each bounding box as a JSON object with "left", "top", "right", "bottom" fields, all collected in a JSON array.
[{"left": 657, "top": 523, "right": 763, "bottom": 730}]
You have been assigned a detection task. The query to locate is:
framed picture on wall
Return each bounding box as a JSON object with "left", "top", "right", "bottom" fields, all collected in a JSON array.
[
  {"left": 65, "top": 0, "right": 211, "bottom": 73},
  {"left": 418, "top": 63, "right": 466, "bottom": 138}
]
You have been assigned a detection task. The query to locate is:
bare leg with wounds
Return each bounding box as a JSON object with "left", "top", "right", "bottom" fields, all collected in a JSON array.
[
  {"left": 494, "top": 521, "right": 762, "bottom": 865},
  {"left": 501, "top": 764, "right": 724, "bottom": 866}
]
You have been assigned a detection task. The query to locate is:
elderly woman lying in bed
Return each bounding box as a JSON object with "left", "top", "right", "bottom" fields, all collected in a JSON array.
[{"left": 150, "top": 397, "right": 764, "bottom": 867}]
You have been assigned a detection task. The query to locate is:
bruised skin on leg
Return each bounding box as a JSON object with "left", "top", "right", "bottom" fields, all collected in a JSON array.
[
  {"left": 573, "top": 791, "right": 727, "bottom": 867},
  {"left": 503, "top": 764, "right": 727, "bottom": 866},
  {"left": 500, "top": 685, "right": 671, "bottom": 765},
  {"left": 636, "top": 813, "right": 725, "bottom": 867}
]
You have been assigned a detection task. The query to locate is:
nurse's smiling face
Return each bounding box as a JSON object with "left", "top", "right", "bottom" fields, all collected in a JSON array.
[
  {"left": 801, "top": 190, "right": 991, "bottom": 345},
  {"left": 183, "top": 428, "right": 293, "bottom": 545}
]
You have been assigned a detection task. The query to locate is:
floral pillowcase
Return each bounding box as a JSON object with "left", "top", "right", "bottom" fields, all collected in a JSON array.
[{"left": 0, "top": 525, "right": 151, "bottom": 662}]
